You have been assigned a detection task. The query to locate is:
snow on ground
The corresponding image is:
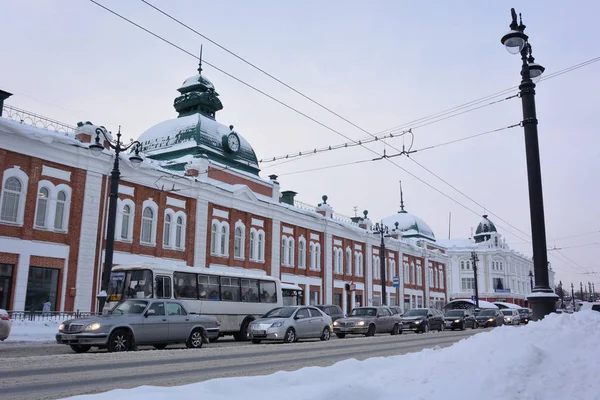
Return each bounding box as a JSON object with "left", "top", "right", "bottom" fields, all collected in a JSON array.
[
  {"left": 1, "top": 319, "right": 60, "bottom": 342},
  {"left": 62, "top": 311, "right": 600, "bottom": 400}
]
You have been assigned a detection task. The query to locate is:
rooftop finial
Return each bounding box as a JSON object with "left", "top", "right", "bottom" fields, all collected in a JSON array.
[
  {"left": 399, "top": 180, "right": 406, "bottom": 213},
  {"left": 197, "top": 45, "right": 203, "bottom": 74}
]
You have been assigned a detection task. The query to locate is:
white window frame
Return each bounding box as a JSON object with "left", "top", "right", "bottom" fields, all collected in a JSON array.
[
  {"left": 298, "top": 236, "right": 306, "bottom": 268},
  {"left": 53, "top": 187, "right": 70, "bottom": 231},
  {"left": 429, "top": 268, "right": 434, "bottom": 288},
  {"left": 355, "top": 251, "right": 363, "bottom": 277},
  {"left": 281, "top": 236, "right": 289, "bottom": 266},
  {"left": 174, "top": 211, "right": 186, "bottom": 250},
  {"left": 309, "top": 242, "right": 315, "bottom": 270},
  {"left": 234, "top": 221, "right": 245, "bottom": 260},
  {"left": 373, "top": 256, "right": 380, "bottom": 279},
  {"left": 249, "top": 228, "right": 257, "bottom": 261},
  {"left": 116, "top": 198, "right": 135, "bottom": 242},
  {"left": 0, "top": 167, "right": 29, "bottom": 225},
  {"left": 346, "top": 247, "right": 352, "bottom": 275},
  {"left": 287, "top": 237, "right": 295, "bottom": 267},
  {"left": 140, "top": 199, "right": 158, "bottom": 246},
  {"left": 257, "top": 229, "right": 265, "bottom": 262},
  {"left": 314, "top": 243, "right": 321, "bottom": 271},
  {"left": 389, "top": 259, "right": 396, "bottom": 282},
  {"left": 439, "top": 270, "right": 444, "bottom": 289},
  {"left": 404, "top": 261, "right": 409, "bottom": 283},
  {"left": 411, "top": 262, "right": 415, "bottom": 284},
  {"left": 220, "top": 221, "right": 230, "bottom": 257},
  {"left": 33, "top": 180, "right": 71, "bottom": 233},
  {"left": 163, "top": 209, "right": 175, "bottom": 248},
  {"left": 417, "top": 266, "right": 422, "bottom": 285},
  {"left": 34, "top": 185, "right": 51, "bottom": 228}
]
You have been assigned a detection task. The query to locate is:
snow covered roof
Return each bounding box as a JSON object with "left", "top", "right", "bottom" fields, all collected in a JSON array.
[
  {"left": 382, "top": 211, "right": 435, "bottom": 241},
  {"left": 494, "top": 301, "right": 521, "bottom": 309},
  {"left": 437, "top": 238, "right": 475, "bottom": 248},
  {"left": 0, "top": 117, "right": 82, "bottom": 147},
  {"left": 445, "top": 299, "right": 499, "bottom": 309},
  {"left": 178, "top": 73, "right": 215, "bottom": 91}
]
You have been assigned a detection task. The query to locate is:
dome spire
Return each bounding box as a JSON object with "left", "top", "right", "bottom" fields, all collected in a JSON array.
[
  {"left": 399, "top": 180, "right": 407, "bottom": 213},
  {"left": 197, "top": 45, "right": 203, "bottom": 74}
]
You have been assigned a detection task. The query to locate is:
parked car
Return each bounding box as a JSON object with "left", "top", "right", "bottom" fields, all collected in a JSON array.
[
  {"left": 56, "top": 299, "right": 219, "bottom": 353},
  {"left": 501, "top": 309, "right": 521, "bottom": 325},
  {"left": 248, "top": 306, "right": 332, "bottom": 344},
  {"left": 443, "top": 309, "right": 477, "bottom": 330},
  {"left": 315, "top": 304, "right": 345, "bottom": 322},
  {"left": 518, "top": 308, "right": 532, "bottom": 324},
  {"left": 474, "top": 309, "right": 504, "bottom": 328},
  {"left": 388, "top": 306, "right": 404, "bottom": 316},
  {"left": 0, "top": 309, "right": 11, "bottom": 341},
  {"left": 579, "top": 302, "right": 600, "bottom": 312},
  {"left": 400, "top": 308, "right": 445, "bottom": 333},
  {"left": 333, "top": 306, "right": 400, "bottom": 338}
]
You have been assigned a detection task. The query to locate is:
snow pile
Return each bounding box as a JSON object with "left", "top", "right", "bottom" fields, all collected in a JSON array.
[
  {"left": 1, "top": 319, "right": 60, "bottom": 342},
  {"left": 63, "top": 311, "right": 600, "bottom": 400}
]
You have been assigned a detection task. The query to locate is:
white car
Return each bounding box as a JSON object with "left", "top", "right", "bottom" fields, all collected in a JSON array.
[
  {"left": 0, "top": 309, "right": 11, "bottom": 341},
  {"left": 578, "top": 302, "right": 600, "bottom": 312},
  {"left": 501, "top": 309, "right": 521, "bottom": 325}
]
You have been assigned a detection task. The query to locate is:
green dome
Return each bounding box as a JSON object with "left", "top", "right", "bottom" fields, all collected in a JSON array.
[{"left": 474, "top": 215, "right": 497, "bottom": 243}]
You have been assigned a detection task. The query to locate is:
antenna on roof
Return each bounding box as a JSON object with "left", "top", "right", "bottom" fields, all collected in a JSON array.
[{"left": 197, "top": 44, "right": 203, "bottom": 74}]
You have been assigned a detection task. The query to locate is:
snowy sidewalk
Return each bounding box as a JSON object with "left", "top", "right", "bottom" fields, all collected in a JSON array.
[
  {"left": 0, "top": 319, "right": 61, "bottom": 342},
  {"left": 61, "top": 311, "right": 600, "bottom": 400}
]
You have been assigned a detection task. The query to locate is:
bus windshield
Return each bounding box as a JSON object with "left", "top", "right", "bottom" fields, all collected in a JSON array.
[{"left": 107, "top": 269, "right": 153, "bottom": 302}]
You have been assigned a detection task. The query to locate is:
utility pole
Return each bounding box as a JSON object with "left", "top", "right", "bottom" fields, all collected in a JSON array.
[
  {"left": 580, "top": 282, "right": 584, "bottom": 301},
  {"left": 571, "top": 283, "right": 575, "bottom": 311},
  {"left": 589, "top": 282, "right": 593, "bottom": 301},
  {"left": 373, "top": 222, "right": 390, "bottom": 306},
  {"left": 471, "top": 252, "right": 480, "bottom": 309}
]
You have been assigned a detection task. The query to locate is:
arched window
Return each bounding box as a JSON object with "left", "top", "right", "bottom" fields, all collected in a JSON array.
[
  {"left": 257, "top": 231, "right": 265, "bottom": 261},
  {"left": 460, "top": 261, "right": 465, "bottom": 270},
  {"left": 175, "top": 216, "right": 184, "bottom": 249},
  {"left": 346, "top": 248, "right": 352, "bottom": 275},
  {"left": 339, "top": 249, "right": 344, "bottom": 274},
  {"left": 1, "top": 176, "right": 24, "bottom": 223},
  {"left": 404, "top": 262, "right": 409, "bottom": 282},
  {"left": 141, "top": 207, "right": 154, "bottom": 244},
  {"left": 411, "top": 263, "right": 415, "bottom": 284},
  {"left": 164, "top": 214, "right": 172, "bottom": 247},
  {"left": 121, "top": 205, "right": 131, "bottom": 240},
  {"left": 211, "top": 222, "right": 219, "bottom": 255},
  {"left": 439, "top": 270, "right": 444, "bottom": 289},
  {"left": 35, "top": 187, "right": 50, "bottom": 227},
  {"left": 220, "top": 224, "right": 229, "bottom": 256},
  {"left": 234, "top": 225, "right": 244, "bottom": 259},
  {"left": 309, "top": 243, "right": 315, "bottom": 270},
  {"left": 315, "top": 244, "right": 321, "bottom": 270},
  {"left": 281, "top": 237, "right": 288, "bottom": 265},
  {"left": 389, "top": 260, "right": 395, "bottom": 282},
  {"left": 358, "top": 253, "right": 363, "bottom": 276},
  {"left": 249, "top": 230, "right": 256, "bottom": 260},
  {"left": 298, "top": 238, "right": 306, "bottom": 268},
  {"left": 287, "top": 238, "right": 294, "bottom": 266},
  {"left": 54, "top": 191, "right": 67, "bottom": 230}
]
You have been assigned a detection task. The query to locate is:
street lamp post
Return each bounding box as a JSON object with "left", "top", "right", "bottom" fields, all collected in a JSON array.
[
  {"left": 571, "top": 283, "right": 575, "bottom": 311},
  {"left": 501, "top": 8, "right": 557, "bottom": 320},
  {"left": 373, "top": 222, "right": 390, "bottom": 306},
  {"left": 558, "top": 281, "right": 564, "bottom": 309},
  {"left": 529, "top": 270, "right": 534, "bottom": 291},
  {"left": 90, "top": 127, "right": 143, "bottom": 312},
  {"left": 580, "top": 282, "right": 585, "bottom": 301},
  {"left": 470, "top": 252, "right": 480, "bottom": 310}
]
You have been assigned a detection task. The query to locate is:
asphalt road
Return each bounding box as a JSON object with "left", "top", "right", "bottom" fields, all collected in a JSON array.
[{"left": 0, "top": 329, "right": 486, "bottom": 400}]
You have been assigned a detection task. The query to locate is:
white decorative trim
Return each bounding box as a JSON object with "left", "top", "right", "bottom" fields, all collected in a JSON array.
[
  {"left": 42, "top": 165, "right": 71, "bottom": 182},
  {"left": 282, "top": 226, "right": 293, "bottom": 235},
  {"left": 140, "top": 199, "right": 159, "bottom": 246},
  {"left": 354, "top": 243, "right": 362, "bottom": 251},
  {"left": 118, "top": 184, "right": 135, "bottom": 196},
  {"left": 251, "top": 218, "right": 264, "bottom": 227},
  {"left": 333, "top": 239, "right": 342, "bottom": 246},
  {"left": 213, "top": 208, "right": 229, "bottom": 219},
  {"left": 115, "top": 198, "right": 135, "bottom": 242},
  {"left": 166, "top": 196, "right": 186, "bottom": 209},
  {"left": 310, "top": 233, "right": 320, "bottom": 241},
  {"left": 373, "top": 249, "right": 379, "bottom": 255},
  {"left": 0, "top": 166, "right": 29, "bottom": 225}
]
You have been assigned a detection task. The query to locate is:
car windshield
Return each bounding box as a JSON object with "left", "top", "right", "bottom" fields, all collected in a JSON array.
[
  {"left": 263, "top": 307, "right": 296, "bottom": 318},
  {"left": 518, "top": 309, "right": 529, "bottom": 315},
  {"left": 501, "top": 310, "right": 514, "bottom": 316},
  {"left": 404, "top": 309, "right": 428, "bottom": 317},
  {"left": 107, "top": 269, "right": 153, "bottom": 302},
  {"left": 112, "top": 300, "right": 148, "bottom": 315},
  {"left": 445, "top": 310, "right": 465, "bottom": 317},
  {"left": 479, "top": 310, "right": 496, "bottom": 316},
  {"left": 350, "top": 308, "right": 377, "bottom": 317}
]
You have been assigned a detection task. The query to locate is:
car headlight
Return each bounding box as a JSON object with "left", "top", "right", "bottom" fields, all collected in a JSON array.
[
  {"left": 487, "top": 318, "right": 494, "bottom": 322},
  {"left": 357, "top": 321, "right": 365, "bottom": 326},
  {"left": 270, "top": 321, "right": 284, "bottom": 328},
  {"left": 333, "top": 321, "right": 339, "bottom": 326},
  {"left": 58, "top": 323, "right": 64, "bottom": 332},
  {"left": 415, "top": 320, "right": 421, "bottom": 324},
  {"left": 85, "top": 322, "right": 101, "bottom": 331},
  {"left": 454, "top": 319, "right": 460, "bottom": 323}
]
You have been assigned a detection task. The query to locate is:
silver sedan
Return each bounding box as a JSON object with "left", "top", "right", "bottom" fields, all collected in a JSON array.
[
  {"left": 248, "top": 306, "right": 332, "bottom": 344},
  {"left": 56, "top": 299, "right": 219, "bottom": 353}
]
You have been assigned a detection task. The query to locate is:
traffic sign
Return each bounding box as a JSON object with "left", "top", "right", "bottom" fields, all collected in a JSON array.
[
  {"left": 392, "top": 276, "right": 400, "bottom": 288},
  {"left": 471, "top": 295, "right": 477, "bottom": 301}
]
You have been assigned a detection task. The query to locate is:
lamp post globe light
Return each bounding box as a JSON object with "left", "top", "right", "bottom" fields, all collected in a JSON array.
[
  {"left": 373, "top": 222, "right": 391, "bottom": 306},
  {"left": 501, "top": 8, "right": 557, "bottom": 320},
  {"left": 90, "top": 127, "right": 143, "bottom": 312}
]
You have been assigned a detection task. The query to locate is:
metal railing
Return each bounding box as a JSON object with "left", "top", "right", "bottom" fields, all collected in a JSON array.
[
  {"left": 7, "top": 310, "right": 100, "bottom": 322},
  {"left": 2, "top": 104, "right": 76, "bottom": 134}
]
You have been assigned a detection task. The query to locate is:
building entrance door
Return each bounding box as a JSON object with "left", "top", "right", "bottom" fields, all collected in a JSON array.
[
  {"left": 25, "top": 266, "right": 59, "bottom": 312},
  {"left": 0, "top": 264, "right": 14, "bottom": 310}
]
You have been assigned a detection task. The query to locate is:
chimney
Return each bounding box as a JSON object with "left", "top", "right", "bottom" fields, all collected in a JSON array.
[
  {"left": 281, "top": 190, "right": 297, "bottom": 206},
  {"left": 0, "top": 90, "right": 13, "bottom": 117},
  {"left": 269, "top": 174, "right": 280, "bottom": 202},
  {"left": 75, "top": 122, "right": 112, "bottom": 148},
  {"left": 358, "top": 210, "right": 372, "bottom": 230},
  {"left": 390, "top": 221, "right": 401, "bottom": 239},
  {"left": 185, "top": 153, "right": 210, "bottom": 181},
  {"left": 316, "top": 195, "right": 333, "bottom": 218}
]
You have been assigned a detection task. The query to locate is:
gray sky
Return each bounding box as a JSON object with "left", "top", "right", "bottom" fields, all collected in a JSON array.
[{"left": 2, "top": 0, "right": 599, "bottom": 290}]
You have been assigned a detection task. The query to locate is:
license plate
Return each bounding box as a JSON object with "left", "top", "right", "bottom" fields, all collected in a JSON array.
[
  {"left": 445, "top": 322, "right": 452, "bottom": 326},
  {"left": 61, "top": 334, "right": 75, "bottom": 340},
  {"left": 253, "top": 330, "right": 265, "bottom": 335}
]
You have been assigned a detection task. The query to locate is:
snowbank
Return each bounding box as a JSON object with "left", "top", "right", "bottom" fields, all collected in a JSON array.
[
  {"left": 62, "top": 311, "right": 600, "bottom": 400},
  {"left": 1, "top": 319, "right": 60, "bottom": 342}
]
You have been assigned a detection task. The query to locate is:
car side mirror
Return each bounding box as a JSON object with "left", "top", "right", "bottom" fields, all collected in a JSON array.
[
  {"left": 145, "top": 309, "right": 156, "bottom": 317},
  {"left": 427, "top": 313, "right": 433, "bottom": 317}
]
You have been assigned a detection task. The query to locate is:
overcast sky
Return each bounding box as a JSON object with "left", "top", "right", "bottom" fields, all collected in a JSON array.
[{"left": 2, "top": 0, "right": 599, "bottom": 290}]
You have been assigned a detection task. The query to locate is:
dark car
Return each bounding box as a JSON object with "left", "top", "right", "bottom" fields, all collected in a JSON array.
[
  {"left": 315, "top": 304, "right": 345, "bottom": 322},
  {"left": 400, "top": 308, "right": 445, "bottom": 333},
  {"left": 332, "top": 306, "right": 400, "bottom": 337},
  {"left": 56, "top": 299, "right": 219, "bottom": 353},
  {"left": 388, "top": 306, "right": 404, "bottom": 316},
  {"left": 444, "top": 309, "right": 477, "bottom": 330},
  {"left": 518, "top": 308, "right": 532, "bottom": 324},
  {"left": 474, "top": 309, "right": 504, "bottom": 328}
]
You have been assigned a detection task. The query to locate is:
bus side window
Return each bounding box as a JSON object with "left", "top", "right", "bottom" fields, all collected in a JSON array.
[{"left": 155, "top": 276, "right": 172, "bottom": 299}]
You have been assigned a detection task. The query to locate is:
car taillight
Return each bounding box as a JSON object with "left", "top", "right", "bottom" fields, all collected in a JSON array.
[
  {"left": 216, "top": 321, "right": 220, "bottom": 326},
  {"left": 0, "top": 315, "right": 9, "bottom": 321}
]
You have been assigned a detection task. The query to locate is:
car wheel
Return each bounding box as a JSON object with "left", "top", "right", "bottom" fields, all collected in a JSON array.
[
  {"left": 438, "top": 322, "right": 444, "bottom": 332},
  {"left": 472, "top": 321, "right": 478, "bottom": 329},
  {"left": 391, "top": 324, "right": 400, "bottom": 335},
  {"left": 320, "top": 327, "right": 331, "bottom": 341},
  {"left": 209, "top": 336, "right": 219, "bottom": 343},
  {"left": 70, "top": 345, "right": 91, "bottom": 353},
  {"left": 152, "top": 344, "right": 168, "bottom": 350},
  {"left": 107, "top": 329, "right": 131, "bottom": 352},
  {"left": 234, "top": 319, "right": 252, "bottom": 341},
  {"left": 283, "top": 328, "right": 296, "bottom": 343},
  {"left": 423, "top": 323, "right": 430, "bottom": 333},
  {"left": 365, "top": 324, "right": 376, "bottom": 337},
  {"left": 335, "top": 333, "right": 346, "bottom": 339},
  {"left": 186, "top": 329, "right": 205, "bottom": 349},
  {"left": 461, "top": 322, "right": 466, "bottom": 331},
  {"left": 251, "top": 339, "right": 262, "bottom": 344}
]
